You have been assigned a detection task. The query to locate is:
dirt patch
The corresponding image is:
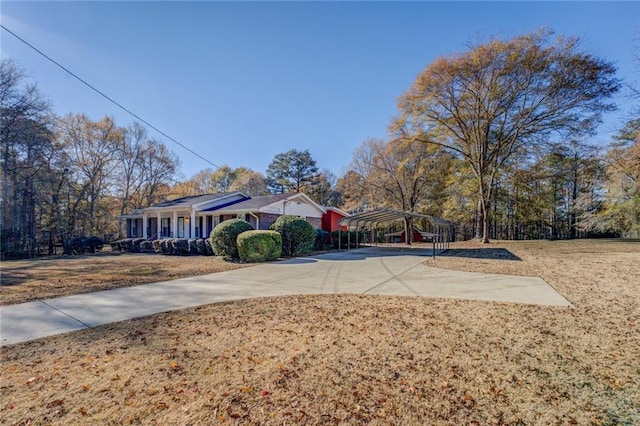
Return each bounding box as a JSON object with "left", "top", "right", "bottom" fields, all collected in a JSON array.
[
  {"left": 0, "top": 252, "right": 249, "bottom": 306},
  {"left": 1, "top": 240, "right": 639, "bottom": 424}
]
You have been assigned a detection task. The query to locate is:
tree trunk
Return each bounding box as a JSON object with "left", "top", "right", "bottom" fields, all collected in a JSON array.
[{"left": 480, "top": 196, "right": 490, "bottom": 244}]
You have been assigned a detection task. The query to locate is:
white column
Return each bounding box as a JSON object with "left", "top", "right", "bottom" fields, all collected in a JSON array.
[
  {"left": 157, "top": 212, "right": 161, "bottom": 238},
  {"left": 173, "top": 211, "right": 178, "bottom": 238},
  {"left": 142, "top": 213, "right": 148, "bottom": 239},
  {"left": 190, "top": 209, "right": 196, "bottom": 239}
]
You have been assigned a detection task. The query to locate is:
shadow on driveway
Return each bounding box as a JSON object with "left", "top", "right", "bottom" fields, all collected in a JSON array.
[
  {"left": 298, "top": 246, "right": 437, "bottom": 262},
  {"left": 438, "top": 248, "right": 522, "bottom": 261}
]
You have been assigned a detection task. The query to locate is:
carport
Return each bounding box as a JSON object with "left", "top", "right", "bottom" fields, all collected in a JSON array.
[{"left": 337, "top": 208, "right": 452, "bottom": 255}]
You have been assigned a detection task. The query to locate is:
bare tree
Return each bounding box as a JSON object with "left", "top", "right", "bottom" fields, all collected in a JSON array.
[{"left": 394, "top": 29, "right": 619, "bottom": 242}]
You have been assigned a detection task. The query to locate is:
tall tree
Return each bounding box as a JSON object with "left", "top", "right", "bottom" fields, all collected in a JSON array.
[
  {"left": 306, "top": 169, "right": 342, "bottom": 207},
  {"left": 350, "top": 137, "right": 453, "bottom": 242},
  {"left": 1, "top": 59, "right": 53, "bottom": 258},
  {"left": 393, "top": 29, "right": 619, "bottom": 242},
  {"left": 586, "top": 118, "right": 640, "bottom": 236},
  {"left": 335, "top": 170, "right": 368, "bottom": 212},
  {"left": 57, "top": 114, "right": 122, "bottom": 235},
  {"left": 229, "top": 168, "right": 269, "bottom": 196},
  {"left": 266, "top": 149, "right": 318, "bottom": 193}
]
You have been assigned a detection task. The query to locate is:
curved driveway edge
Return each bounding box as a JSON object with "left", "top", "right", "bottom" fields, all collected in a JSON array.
[{"left": 1, "top": 247, "right": 571, "bottom": 346}]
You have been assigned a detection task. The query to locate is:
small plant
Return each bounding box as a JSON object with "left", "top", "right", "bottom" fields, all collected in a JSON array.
[
  {"left": 209, "top": 219, "right": 254, "bottom": 259},
  {"left": 237, "top": 230, "right": 282, "bottom": 262},
  {"left": 171, "top": 238, "right": 189, "bottom": 255},
  {"left": 161, "top": 238, "right": 174, "bottom": 255},
  {"left": 187, "top": 238, "right": 199, "bottom": 255},
  {"left": 195, "top": 238, "right": 206, "bottom": 255},
  {"left": 140, "top": 240, "right": 154, "bottom": 252},
  {"left": 204, "top": 238, "right": 214, "bottom": 256},
  {"left": 270, "top": 215, "right": 316, "bottom": 257}
]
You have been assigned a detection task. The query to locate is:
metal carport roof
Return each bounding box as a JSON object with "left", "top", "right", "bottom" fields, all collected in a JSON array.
[
  {"left": 338, "top": 208, "right": 450, "bottom": 229},
  {"left": 336, "top": 208, "right": 452, "bottom": 254}
]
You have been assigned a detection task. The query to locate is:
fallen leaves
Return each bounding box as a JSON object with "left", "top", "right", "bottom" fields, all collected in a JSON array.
[{"left": 1, "top": 241, "right": 639, "bottom": 425}]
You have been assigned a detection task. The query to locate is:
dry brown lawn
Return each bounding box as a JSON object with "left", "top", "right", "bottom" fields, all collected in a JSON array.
[
  {"left": 0, "top": 252, "right": 249, "bottom": 306},
  {"left": 1, "top": 239, "right": 639, "bottom": 425}
]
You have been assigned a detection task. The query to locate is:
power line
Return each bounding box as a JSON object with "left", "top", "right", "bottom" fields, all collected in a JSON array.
[{"left": 1, "top": 24, "right": 221, "bottom": 170}]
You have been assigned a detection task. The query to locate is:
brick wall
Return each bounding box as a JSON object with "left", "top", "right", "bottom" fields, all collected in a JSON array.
[
  {"left": 258, "top": 213, "right": 280, "bottom": 230},
  {"left": 306, "top": 217, "right": 322, "bottom": 229}
]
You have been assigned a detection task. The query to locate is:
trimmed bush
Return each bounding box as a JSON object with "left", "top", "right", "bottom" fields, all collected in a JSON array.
[
  {"left": 237, "top": 230, "right": 282, "bottom": 263},
  {"left": 161, "top": 238, "right": 174, "bottom": 255},
  {"left": 140, "top": 240, "right": 154, "bottom": 252},
  {"left": 187, "top": 238, "right": 199, "bottom": 255},
  {"left": 152, "top": 239, "right": 162, "bottom": 253},
  {"left": 209, "top": 219, "right": 254, "bottom": 259},
  {"left": 171, "top": 238, "right": 189, "bottom": 255},
  {"left": 270, "top": 215, "right": 316, "bottom": 257},
  {"left": 204, "top": 238, "right": 214, "bottom": 256},
  {"left": 195, "top": 238, "right": 206, "bottom": 255}
]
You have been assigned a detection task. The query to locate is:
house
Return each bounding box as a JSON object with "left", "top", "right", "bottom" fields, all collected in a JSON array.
[
  {"left": 321, "top": 207, "right": 349, "bottom": 233},
  {"left": 121, "top": 192, "right": 327, "bottom": 239}
]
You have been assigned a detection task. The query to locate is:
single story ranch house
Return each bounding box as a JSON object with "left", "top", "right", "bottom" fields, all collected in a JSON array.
[{"left": 121, "top": 192, "right": 347, "bottom": 240}]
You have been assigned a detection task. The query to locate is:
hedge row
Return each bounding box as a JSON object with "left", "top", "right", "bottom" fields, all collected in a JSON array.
[
  {"left": 112, "top": 237, "right": 214, "bottom": 256},
  {"left": 65, "top": 236, "right": 105, "bottom": 255},
  {"left": 112, "top": 217, "right": 327, "bottom": 261}
]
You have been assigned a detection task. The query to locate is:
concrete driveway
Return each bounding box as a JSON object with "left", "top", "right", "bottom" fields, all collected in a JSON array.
[{"left": 1, "top": 247, "right": 571, "bottom": 346}]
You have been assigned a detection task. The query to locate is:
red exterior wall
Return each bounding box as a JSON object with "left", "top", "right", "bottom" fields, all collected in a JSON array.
[{"left": 321, "top": 210, "right": 347, "bottom": 233}]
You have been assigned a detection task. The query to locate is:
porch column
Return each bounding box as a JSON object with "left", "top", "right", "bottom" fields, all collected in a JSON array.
[
  {"left": 190, "top": 209, "right": 196, "bottom": 238},
  {"left": 156, "top": 212, "right": 161, "bottom": 238},
  {"left": 142, "top": 213, "right": 148, "bottom": 239},
  {"left": 173, "top": 211, "right": 178, "bottom": 238}
]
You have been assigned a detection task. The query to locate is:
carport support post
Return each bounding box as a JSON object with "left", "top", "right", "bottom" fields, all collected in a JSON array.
[
  {"left": 347, "top": 228, "right": 351, "bottom": 250},
  {"left": 433, "top": 239, "right": 436, "bottom": 259}
]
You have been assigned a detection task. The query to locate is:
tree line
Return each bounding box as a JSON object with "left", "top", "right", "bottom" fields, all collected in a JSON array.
[
  {"left": 1, "top": 59, "right": 179, "bottom": 258},
  {"left": 2, "top": 29, "right": 638, "bottom": 258}
]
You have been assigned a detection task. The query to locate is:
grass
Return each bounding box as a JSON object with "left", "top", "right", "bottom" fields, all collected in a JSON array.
[
  {"left": 1, "top": 239, "right": 639, "bottom": 425},
  {"left": 0, "top": 252, "right": 249, "bottom": 306}
]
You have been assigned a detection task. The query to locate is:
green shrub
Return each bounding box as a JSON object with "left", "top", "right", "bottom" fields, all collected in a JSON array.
[
  {"left": 209, "top": 219, "right": 254, "bottom": 258},
  {"left": 161, "top": 238, "right": 174, "bottom": 254},
  {"left": 204, "top": 238, "right": 214, "bottom": 256},
  {"left": 195, "top": 238, "right": 206, "bottom": 255},
  {"left": 270, "top": 215, "right": 316, "bottom": 257},
  {"left": 331, "top": 230, "right": 364, "bottom": 248},
  {"left": 314, "top": 228, "right": 329, "bottom": 250},
  {"left": 237, "top": 230, "right": 282, "bottom": 262},
  {"left": 140, "top": 240, "right": 154, "bottom": 252},
  {"left": 187, "top": 238, "right": 199, "bottom": 255},
  {"left": 171, "top": 238, "right": 189, "bottom": 255}
]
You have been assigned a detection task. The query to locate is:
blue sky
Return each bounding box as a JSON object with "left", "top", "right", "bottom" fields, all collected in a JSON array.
[{"left": 1, "top": 1, "right": 638, "bottom": 180}]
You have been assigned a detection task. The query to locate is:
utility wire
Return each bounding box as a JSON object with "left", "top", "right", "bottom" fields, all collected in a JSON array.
[{"left": 1, "top": 24, "right": 221, "bottom": 170}]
